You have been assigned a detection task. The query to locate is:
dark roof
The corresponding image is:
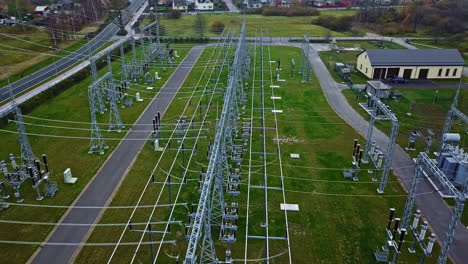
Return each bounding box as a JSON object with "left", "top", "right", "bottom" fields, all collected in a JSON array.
[
  {"left": 173, "top": 0, "right": 187, "bottom": 6},
  {"left": 365, "top": 49, "right": 465, "bottom": 66}
]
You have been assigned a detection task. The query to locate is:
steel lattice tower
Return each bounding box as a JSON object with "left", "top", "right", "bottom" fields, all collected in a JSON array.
[
  {"left": 106, "top": 52, "right": 124, "bottom": 132},
  {"left": 184, "top": 22, "right": 248, "bottom": 264},
  {"left": 88, "top": 74, "right": 111, "bottom": 154},
  {"left": 8, "top": 86, "right": 36, "bottom": 169}
]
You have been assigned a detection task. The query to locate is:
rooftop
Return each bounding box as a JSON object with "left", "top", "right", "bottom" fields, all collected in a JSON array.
[{"left": 365, "top": 49, "right": 465, "bottom": 66}]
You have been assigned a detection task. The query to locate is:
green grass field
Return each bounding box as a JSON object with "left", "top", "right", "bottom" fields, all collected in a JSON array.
[
  {"left": 72, "top": 45, "right": 445, "bottom": 264},
  {"left": 159, "top": 12, "right": 362, "bottom": 38},
  {"left": 0, "top": 43, "right": 192, "bottom": 264}
]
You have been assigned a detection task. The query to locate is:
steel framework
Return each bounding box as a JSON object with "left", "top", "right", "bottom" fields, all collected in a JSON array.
[
  {"left": 362, "top": 95, "right": 399, "bottom": 193},
  {"left": 7, "top": 86, "right": 36, "bottom": 169},
  {"left": 299, "top": 36, "right": 312, "bottom": 83},
  {"left": 88, "top": 73, "right": 114, "bottom": 154},
  {"left": 438, "top": 88, "right": 468, "bottom": 154},
  {"left": 184, "top": 23, "right": 248, "bottom": 264},
  {"left": 400, "top": 152, "right": 466, "bottom": 264}
]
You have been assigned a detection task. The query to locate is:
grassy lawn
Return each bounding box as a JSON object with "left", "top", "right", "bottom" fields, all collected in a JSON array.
[
  {"left": 159, "top": 13, "right": 363, "bottom": 37},
  {"left": 319, "top": 40, "right": 405, "bottom": 84},
  {"left": 0, "top": 43, "right": 192, "bottom": 264},
  {"left": 73, "top": 45, "right": 444, "bottom": 263}
]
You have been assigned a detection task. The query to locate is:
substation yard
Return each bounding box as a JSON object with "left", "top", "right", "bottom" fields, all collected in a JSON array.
[
  {"left": 0, "top": 40, "right": 192, "bottom": 263},
  {"left": 70, "top": 33, "right": 446, "bottom": 263},
  {"left": 0, "top": 27, "right": 461, "bottom": 264}
]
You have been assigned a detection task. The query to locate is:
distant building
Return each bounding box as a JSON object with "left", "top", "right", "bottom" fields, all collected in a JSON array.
[
  {"left": 357, "top": 49, "right": 466, "bottom": 80},
  {"left": 34, "top": 6, "right": 50, "bottom": 17},
  {"left": 173, "top": 0, "right": 188, "bottom": 10},
  {"left": 195, "top": 0, "right": 213, "bottom": 10},
  {"left": 245, "top": 0, "right": 270, "bottom": 8}
]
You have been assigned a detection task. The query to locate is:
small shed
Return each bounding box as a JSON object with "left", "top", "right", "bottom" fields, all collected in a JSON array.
[{"left": 365, "top": 81, "right": 391, "bottom": 99}]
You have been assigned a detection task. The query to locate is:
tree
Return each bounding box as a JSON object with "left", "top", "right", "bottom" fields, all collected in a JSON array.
[
  {"left": 193, "top": 14, "right": 207, "bottom": 39},
  {"left": 108, "top": 0, "right": 129, "bottom": 36},
  {"left": 402, "top": 0, "right": 430, "bottom": 31},
  {"left": 169, "top": 10, "right": 182, "bottom": 19}
]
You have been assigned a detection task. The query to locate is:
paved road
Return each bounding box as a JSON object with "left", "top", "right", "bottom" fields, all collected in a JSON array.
[
  {"left": 221, "top": 0, "right": 239, "bottom": 13},
  {"left": 0, "top": 0, "right": 147, "bottom": 103},
  {"left": 29, "top": 46, "right": 204, "bottom": 264},
  {"left": 306, "top": 45, "right": 468, "bottom": 263}
]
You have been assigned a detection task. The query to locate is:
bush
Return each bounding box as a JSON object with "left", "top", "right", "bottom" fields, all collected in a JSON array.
[
  {"left": 261, "top": 6, "right": 319, "bottom": 17},
  {"left": 211, "top": 21, "right": 225, "bottom": 34},
  {"left": 246, "top": 8, "right": 263, "bottom": 15},
  {"left": 314, "top": 15, "right": 353, "bottom": 32},
  {"left": 169, "top": 10, "right": 182, "bottom": 19}
]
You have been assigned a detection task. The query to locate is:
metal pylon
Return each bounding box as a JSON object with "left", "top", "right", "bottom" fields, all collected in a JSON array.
[
  {"left": 438, "top": 196, "right": 465, "bottom": 264},
  {"left": 88, "top": 87, "right": 107, "bottom": 154},
  {"left": 107, "top": 74, "right": 124, "bottom": 132},
  {"left": 300, "top": 36, "right": 311, "bottom": 83},
  {"left": 199, "top": 199, "right": 218, "bottom": 264},
  {"left": 8, "top": 86, "right": 36, "bottom": 169},
  {"left": 120, "top": 42, "right": 128, "bottom": 83},
  {"left": 90, "top": 56, "right": 98, "bottom": 81},
  {"left": 401, "top": 155, "right": 423, "bottom": 228},
  {"left": 131, "top": 34, "right": 137, "bottom": 65}
]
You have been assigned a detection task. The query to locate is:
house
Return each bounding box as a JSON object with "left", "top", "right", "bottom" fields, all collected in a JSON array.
[
  {"left": 34, "top": 6, "right": 50, "bottom": 17},
  {"left": 172, "top": 0, "right": 187, "bottom": 10},
  {"left": 195, "top": 0, "right": 213, "bottom": 10},
  {"left": 356, "top": 49, "right": 465, "bottom": 80},
  {"left": 246, "top": 0, "right": 271, "bottom": 8}
]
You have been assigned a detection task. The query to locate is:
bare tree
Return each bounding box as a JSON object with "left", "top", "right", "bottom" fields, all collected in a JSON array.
[
  {"left": 108, "top": 0, "right": 129, "bottom": 36},
  {"left": 193, "top": 14, "right": 207, "bottom": 39}
]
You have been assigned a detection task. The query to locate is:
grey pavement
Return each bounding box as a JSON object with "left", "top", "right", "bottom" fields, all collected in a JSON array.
[
  {"left": 306, "top": 45, "right": 468, "bottom": 263},
  {"left": 222, "top": 0, "right": 239, "bottom": 13},
  {"left": 387, "top": 80, "right": 468, "bottom": 90},
  {"left": 0, "top": 0, "right": 147, "bottom": 103},
  {"left": 29, "top": 46, "right": 204, "bottom": 264}
]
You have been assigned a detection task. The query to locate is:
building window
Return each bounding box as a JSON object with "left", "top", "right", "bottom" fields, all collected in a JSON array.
[
  {"left": 366, "top": 68, "right": 368, "bottom": 74},
  {"left": 438, "top": 69, "right": 442, "bottom": 76},
  {"left": 360, "top": 64, "right": 362, "bottom": 70},
  {"left": 365, "top": 55, "right": 367, "bottom": 59},
  {"left": 446, "top": 69, "right": 450, "bottom": 76},
  {"left": 453, "top": 69, "right": 458, "bottom": 76}
]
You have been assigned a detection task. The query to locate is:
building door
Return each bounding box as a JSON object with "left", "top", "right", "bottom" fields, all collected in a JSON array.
[
  {"left": 386, "top": 68, "right": 400, "bottom": 79},
  {"left": 403, "top": 69, "right": 412, "bottom": 79},
  {"left": 373, "top": 68, "right": 387, "bottom": 79},
  {"left": 418, "top": 69, "right": 429, "bottom": 79}
]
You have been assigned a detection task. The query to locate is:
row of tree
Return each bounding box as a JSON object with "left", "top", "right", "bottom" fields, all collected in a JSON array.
[{"left": 357, "top": 0, "right": 468, "bottom": 38}]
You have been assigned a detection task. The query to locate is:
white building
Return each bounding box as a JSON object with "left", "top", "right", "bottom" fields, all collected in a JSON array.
[
  {"left": 195, "top": 0, "right": 214, "bottom": 10},
  {"left": 356, "top": 49, "right": 465, "bottom": 80}
]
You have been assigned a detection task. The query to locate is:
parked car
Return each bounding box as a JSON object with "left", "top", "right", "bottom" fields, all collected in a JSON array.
[{"left": 391, "top": 77, "right": 409, "bottom": 84}]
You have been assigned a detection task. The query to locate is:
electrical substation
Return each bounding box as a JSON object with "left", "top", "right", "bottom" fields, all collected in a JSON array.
[{"left": 1, "top": 2, "right": 468, "bottom": 264}]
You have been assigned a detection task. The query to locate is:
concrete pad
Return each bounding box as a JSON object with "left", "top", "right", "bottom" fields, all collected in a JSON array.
[{"left": 280, "top": 203, "right": 299, "bottom": 211}]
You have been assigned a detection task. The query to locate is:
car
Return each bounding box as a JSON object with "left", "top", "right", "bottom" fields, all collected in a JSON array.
[{"left": 391, "top": 77, "right": 409, "bottom": 84}]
